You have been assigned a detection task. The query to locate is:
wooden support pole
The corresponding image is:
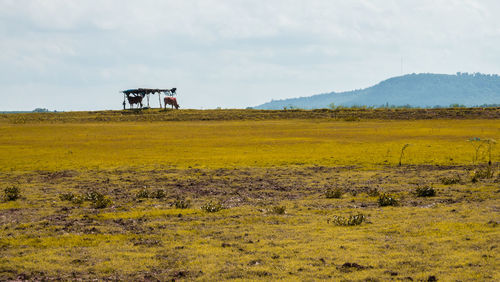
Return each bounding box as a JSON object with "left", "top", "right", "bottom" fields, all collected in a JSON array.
[
  {"left": 147, "top": 94, "right": 150, "bottom": 108},
  {"left": 158, "top": 92, "right": 162, "bottom": 109}
]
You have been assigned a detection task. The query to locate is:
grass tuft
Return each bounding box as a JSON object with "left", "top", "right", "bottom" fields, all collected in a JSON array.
[
  {"left": 378, "top": 193, "right": 398, "bottom": 206},
  {"left": 201, "top": 200, "right": 223, "bottom": 213},
  {"left": 3, "top": 186, "right": 20, "bottom": 201},
  {"left": 415, "top": 186, "right": 436, "bottom": 197},
  {"left": 329, "top": 213, "right": 366, "bottom": 226},
  {"left": 173, "top": 198, "right": 191, "bottom": 209},
  {"left": 270, "top": 205, "right": 286, "bottom": 215},
  {"left": 325, "top": 187, "right": 343, "bottom": 199}
]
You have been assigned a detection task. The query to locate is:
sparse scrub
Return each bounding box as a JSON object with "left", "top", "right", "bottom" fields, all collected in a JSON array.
[
  {"left": 59, "top": 192, "right": 75, "bottom": 201},
  {"left": 136, "top": 189, "right": 150, "bottom": 199},
  {"left": 270, "top": 205, "right": 286, "bottom": 215},
  {"left": 71, "top": 194, "right": 84, "bottom": 205},
  {"left": 173, "top": 198, "right": 191, "bottom": 209},
  {"left": 468, "top": 138, "right": 496, "bottom": 165},
  {"left": 59, "top": 192, "right": 84, "bottom": 205},
  {"left": 201, "top": 200, "right": 223, "bottom": 213},
  {"left": 91, "top": 195, "right": 112, "bottom": 209},
  {"left": 378, "top": 193, "right": 398, "bottom": 206},
  {"left": 0, "top": 111, "right": 499, "bottom": 280},
  {"left": 366, "top": 187, "right": 379, "bottom": 197},
  {"left": 136, "top": 189, "right": 166, "bottom": 199},
  {"left": 440, "top": 175, "right": 461, "bottom": 185},
  {"left": 4, "top": 186, "right": 20, "bottom": 201},
  {"left": 150, "top": 189, "right": 166, "bottom": 199},
  {"left": 84, "top": 191, "right": 112, "bottom": 209},
  {"left": 415, "top": 186, "right": 436, "bottom": 197},
  {"left": 471, "top": 166, "right": 495, "bottom": 182},
  {"left": 325, "top": 187, "right": 343, "bottom": 199},
  {"left": 329, "top": 213, "right": 366, "bottom": 226}
]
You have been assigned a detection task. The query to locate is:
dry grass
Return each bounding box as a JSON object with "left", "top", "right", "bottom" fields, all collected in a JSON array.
[{"left": 0, "top": 110, "right": 498, "bottom": 280}]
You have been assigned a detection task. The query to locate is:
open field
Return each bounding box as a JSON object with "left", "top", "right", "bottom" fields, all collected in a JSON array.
[{"left": 0, "top": 109, "right": 499, "bottom": 280}]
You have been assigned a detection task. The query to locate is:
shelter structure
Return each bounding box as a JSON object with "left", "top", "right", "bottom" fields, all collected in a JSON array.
[{"left": 122, "top": 88, "right": 177, "bottom": 109}]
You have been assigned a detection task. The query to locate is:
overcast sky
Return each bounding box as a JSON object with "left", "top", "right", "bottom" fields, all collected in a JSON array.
[{"left": 1, "top": 0, "right": 500, "bottom": 110}]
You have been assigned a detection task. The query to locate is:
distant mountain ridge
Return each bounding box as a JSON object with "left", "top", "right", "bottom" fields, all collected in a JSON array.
[{"left": 254, "top": 73, "right": 500, "bottom": 109}]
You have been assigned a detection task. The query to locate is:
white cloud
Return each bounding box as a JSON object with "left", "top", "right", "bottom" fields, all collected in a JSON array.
[{"left": 1, "top": 0, "right": 500, "bottom": 110}]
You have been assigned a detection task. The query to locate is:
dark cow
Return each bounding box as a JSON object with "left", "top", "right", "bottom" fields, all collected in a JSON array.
[
  {"left": 127, "top": 95, "right": 143, "bottom": 108},
  {"left": 164, "top": 97, "right": 179, "bottom": 109}
]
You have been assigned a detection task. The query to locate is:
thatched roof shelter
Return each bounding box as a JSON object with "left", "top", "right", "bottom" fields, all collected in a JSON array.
[
  {"left": 121, "top": 88, "right": 177, "bottom": 109},
  {"left": 122, "top": 88, "right": 176, "bottom": 97}
]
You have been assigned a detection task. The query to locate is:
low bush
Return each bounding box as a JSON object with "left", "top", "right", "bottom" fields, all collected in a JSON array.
[
  {"left": 201, "top": 200, "right": 223, "bottom": 213},
  {"left": 173, "top": 198, "right": 191, "bottom": 209},
  {"left": 270, "top": 205, "right": 286, "bottom": 215},
  {"left": 136, "top": 189, "right": 166, "bottom": 199},
  {"left": 84, "top": 191, "right": 112, "bottom": 209},
  {"left": 471, "top": 166, "right": 495, "bottom": 182},
  {"left": 329, "top": 213, "right": 366, "bottom": 226},
  {"left": 325, "top": 187, "right": 343, "bottom": 199},
  {"left": 60, "top": 192, "right": 85, "bottom": 204},
  {"left": 366, "top": 187, "right": 379, "bottom": 197},
  {"left": 84, "top": 191, "right": 103, "bottom": 202},
  {"left": 4, "top": 186, "right": 20, "bottom": 201},
  {"left": 59, "top": 192, "right": 75, "bottom": 201},
  {"left": 440, "top": 175, "right": 461, "bottom": 185},
  {"left": 91, "top": 195, "right": 112, "bottom": 209},
  {"left": 71, "top": 195, "right": 84, "bottom": 205},
  {"left": 136, "top": 189, "right": 150, "bottom": 199},
  {"left": 150, "top": 189, "right": 166, "bottom": 199},
  {"left": 415, "top": 186, "right": 436, "bottom": 197},
  {"left": 378, "top": 194, "right": 398, "bottom": 207}
]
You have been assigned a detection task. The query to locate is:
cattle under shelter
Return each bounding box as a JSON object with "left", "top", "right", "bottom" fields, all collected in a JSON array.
[{"left": 122, "top": 88, "right": 177, "bottom": 109}]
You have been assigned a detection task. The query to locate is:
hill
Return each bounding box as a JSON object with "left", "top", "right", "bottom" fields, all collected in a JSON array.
[{"left": 254, "top": 73, "right": 500, "bottom": 109}]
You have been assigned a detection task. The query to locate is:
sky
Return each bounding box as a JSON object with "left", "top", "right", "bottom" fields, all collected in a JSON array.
[{"left": 1, "top": 0, "right": 500, "bottom": 111}]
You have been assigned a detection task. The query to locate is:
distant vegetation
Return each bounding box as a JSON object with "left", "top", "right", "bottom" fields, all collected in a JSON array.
[
  {"left": 0, "top": 108, "right": 54, "bottom": 114},
  {"left": 254, "top": 73, "right": 500, "bottom": 109}
]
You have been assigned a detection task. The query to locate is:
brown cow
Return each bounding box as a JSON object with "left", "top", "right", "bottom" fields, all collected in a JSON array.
[{"left": 164, "top": 97, "right": 179, "bottom": 109}]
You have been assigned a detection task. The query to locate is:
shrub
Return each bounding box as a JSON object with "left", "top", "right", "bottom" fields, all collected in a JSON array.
[
  {"left": 173, "top": 198, "right": 191, "bottom": 209},
  {"left": 136, "top": 189, "right": 150, "bottom": 199},
  {"left": 150, "top": 189, "right": 166, "bottom": 199},
  {"left": 136, "top": 189, "right": 166, "bottom": 199},
  {"left": 471, "top": 166, "right": 495, "bottom": 182},
  {"left": 440, "top": 175, "right": 461, "bottom": 185},
  {"left": 329, "top": 213, "right": 366, "bottom": 226},
  {"left": 270, "top": 205, "right": 286, "bottom": 215},
  {"left": 84, "top": 191, "right": 112, "bottom": 209},
  {"left": 366, "top": 187, "right": 379, "bottom": 197},
  {"left": 415, "top": 186, "right": 436, "bottom": 197},
  {"left": 91, "top": 195, "right": 112, "bottom": 209},
  {"left": 201, "top": 200, "right": 223, "bottom": 213},
  {"left": 71, "top": 195, "right": 84, "bottom": 205},
  {"left": 4, "top": 186, "right": 20, "bottom": 201},
  {"left": 60, "top": 192, "right": 84, "bottom": 204},
  {"left": 325, "top": 187, "right": 343, "bottom": 199},
  {"left": 84, "top": 191, "right": 103, "bottom": 202},
  {"left": 378, "top": 194, "right": 398, "bottom": 206},
  {"left": 59, "top": 192, "right": 75, "bottom": 201}
]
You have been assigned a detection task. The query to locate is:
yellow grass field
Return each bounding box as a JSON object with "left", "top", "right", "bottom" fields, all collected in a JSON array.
[
  {"left": 0, "top": 110, "right": 499, "bottom": 280},
  {"left": 1, "top": 119, "right": 499, "bottom": 170}
]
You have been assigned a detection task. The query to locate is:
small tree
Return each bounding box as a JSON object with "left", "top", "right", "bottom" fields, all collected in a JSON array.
[
  {"left": 469, "top": 138, "right": 496, "bottom": 165},
  {"left": 399, "top": 144, "right": 410, "bottom": 166}
]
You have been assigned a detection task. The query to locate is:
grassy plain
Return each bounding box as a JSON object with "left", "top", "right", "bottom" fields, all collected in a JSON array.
[{"left": 0, "top": 109, "right": 499, "bottom": 280}]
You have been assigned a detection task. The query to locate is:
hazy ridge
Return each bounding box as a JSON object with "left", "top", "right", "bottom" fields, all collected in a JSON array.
[{"left": 254, "top": 73, "right": 500, "bottom": 109}]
